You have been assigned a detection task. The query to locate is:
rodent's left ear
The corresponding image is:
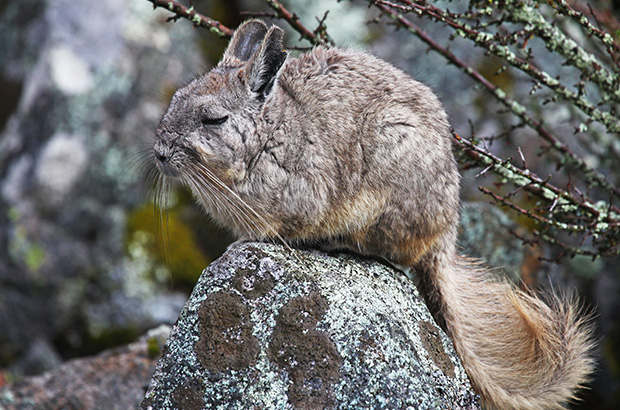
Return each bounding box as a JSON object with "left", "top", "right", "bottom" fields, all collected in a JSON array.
[
  {"left": 245, "top": 26, "right": 287, "bottom": 97},
  {"left": 222, "top": 20, "right": 269, "bottom": 63}
]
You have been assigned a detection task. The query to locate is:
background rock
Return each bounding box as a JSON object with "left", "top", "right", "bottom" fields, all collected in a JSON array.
[
  {"left": 0, "top": 0, "right": 203, "bottom": 374},
  {"left": 141, "top": 242, "right": 480, "bottom": 410},
  {"left": 0, "top": 325, "right": 170, "bottom": 410}
]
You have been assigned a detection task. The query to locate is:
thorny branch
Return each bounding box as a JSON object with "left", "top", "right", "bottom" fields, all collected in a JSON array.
[
  {"left": 146, "top": 0, "right": 233, "bottom": 37},
  {"left": 552, "top": 0, "right": 620, "bottom": 66},
  {"left": 264, "top": 0, "right": 335, "bottom": 46},
  {"left": 376, "top": 0, "right": 620, "bottom": 134},
  {"left": 146, "top": 0, "right": 620, "bottom": 259},
  {"left": 455, "top": 130, "right": 620, "bottom": 256},
  {"left": 147, "top": 0, "right": 333, "bottom": 46}
]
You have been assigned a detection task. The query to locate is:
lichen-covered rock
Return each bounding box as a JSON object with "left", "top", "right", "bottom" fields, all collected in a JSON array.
[
  {"left": 0, "top": 325, "right": 170, "bottom": 410},
  {"left": 142, "top": 242, "right": 480, "bottom": 410}
]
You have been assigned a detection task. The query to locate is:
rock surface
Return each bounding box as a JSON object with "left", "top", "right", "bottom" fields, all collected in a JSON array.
[
  {"left": 142, "top": 242, "right": 480, "bottom": 410},
  {"left": 0, "top": 325, "right": 170, "bottom": 410}
]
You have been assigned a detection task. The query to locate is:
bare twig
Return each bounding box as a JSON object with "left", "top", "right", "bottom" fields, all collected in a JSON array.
[
  {"left": 264, "top": 0, "right": 334, "bottom": 46},
  {"left": 146, "top": 0, "right": 233, "bottom": 37}
]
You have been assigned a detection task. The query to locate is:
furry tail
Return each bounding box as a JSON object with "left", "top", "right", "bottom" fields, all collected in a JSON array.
[{"left": 423, "top": 255, "right": 594, "bottom": 410}]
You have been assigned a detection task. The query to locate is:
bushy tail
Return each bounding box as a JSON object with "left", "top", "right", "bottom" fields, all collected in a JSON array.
[{"left": 426, "top": 255, "right": 594, "bottom": 410}]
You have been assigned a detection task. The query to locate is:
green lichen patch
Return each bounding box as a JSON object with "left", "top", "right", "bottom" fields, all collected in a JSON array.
[{"left": 7, "top": 222, "right": 47, "bottom": 275}]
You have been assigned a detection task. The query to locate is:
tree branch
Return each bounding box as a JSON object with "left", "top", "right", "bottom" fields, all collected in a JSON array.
[
  {"left": 146, "top": 0, "right": 233, "bottom": 37},
  {"left": 264, "top": 0, "right": 334, "bottom": 46}
]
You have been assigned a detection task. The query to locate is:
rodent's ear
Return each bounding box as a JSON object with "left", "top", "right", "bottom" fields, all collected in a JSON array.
[
  {"left": 245, "top": 26, "right": 287, "bottom": 96},
  {"left": 222, "top": 20, "right": 269, "bottom": 63}
]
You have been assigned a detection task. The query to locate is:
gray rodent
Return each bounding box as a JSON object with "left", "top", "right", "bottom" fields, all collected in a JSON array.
[{"left": 153, "top": 20, "right": 594, "bottom": 409}]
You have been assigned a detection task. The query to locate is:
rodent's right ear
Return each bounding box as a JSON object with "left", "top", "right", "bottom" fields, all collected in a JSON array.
[{"left": 221, "top": 20, "right": 269, "bottom": 64}]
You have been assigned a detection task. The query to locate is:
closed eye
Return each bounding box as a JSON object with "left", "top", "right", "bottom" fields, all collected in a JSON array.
[{"left": 201, "top": 115, "right": 229, "bottom": 126}]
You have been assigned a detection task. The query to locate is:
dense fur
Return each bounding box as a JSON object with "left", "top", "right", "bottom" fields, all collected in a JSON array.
[{"left": 154, "top": 20, "right": 594, "bottom": 409}]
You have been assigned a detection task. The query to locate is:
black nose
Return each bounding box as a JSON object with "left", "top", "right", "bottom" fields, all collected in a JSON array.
[
  {"left": 153, "top": 140, "right": 170, "bottom": 163},
  {"left": 156, "top": 152, "right": 168, "bottom": 163},
  {"left": 153, "top": 140, "right": 180, "bottom": 177}
]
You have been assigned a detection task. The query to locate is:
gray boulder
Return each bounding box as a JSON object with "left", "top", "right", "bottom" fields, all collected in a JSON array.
[
  {"left": 0, "top": 325, "right": 170, "bottom": 410},
  {"left": 142, "top": 242, "right": 480, "bottom": 410}
]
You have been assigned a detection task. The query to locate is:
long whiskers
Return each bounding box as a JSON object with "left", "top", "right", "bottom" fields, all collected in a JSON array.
[
  {"left": 146, "top": 148, "right": 296, "bottom": 267},
  {"left": 184, "top": 173, "right": 257, "bottom": 237},
  {"left": 125, "top": 145, "right": 173, "bottom": 269},
  {"left": 152, "top": 172, "right": 172, "bottom": 263},
  {"left": 187, "top": 162, "right": 293, "bottom": 252},
  {"left": 186, "top": 165, "right": 261, "bottom": 236},
  {"left": 122, "top": 144, "right": 156, "bottom": 189}
]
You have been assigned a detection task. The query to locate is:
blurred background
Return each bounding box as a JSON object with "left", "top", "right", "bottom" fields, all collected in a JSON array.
[{"left": 0, "top": 0, "right": 619, "bottom": 408}]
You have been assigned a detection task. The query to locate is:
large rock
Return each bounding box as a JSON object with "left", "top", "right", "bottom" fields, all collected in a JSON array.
[{"left": 142, "top": 242, "right": 480, "bottom": 409}]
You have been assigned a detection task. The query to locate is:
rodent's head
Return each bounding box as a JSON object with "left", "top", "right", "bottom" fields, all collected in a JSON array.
[{"left": 153, "top": 20, "right": 287, "bottom": 185}]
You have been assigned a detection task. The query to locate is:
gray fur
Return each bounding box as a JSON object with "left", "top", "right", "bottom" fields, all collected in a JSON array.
[{"left": 154, "top": 20, "right": 593, "bottom": 410}]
